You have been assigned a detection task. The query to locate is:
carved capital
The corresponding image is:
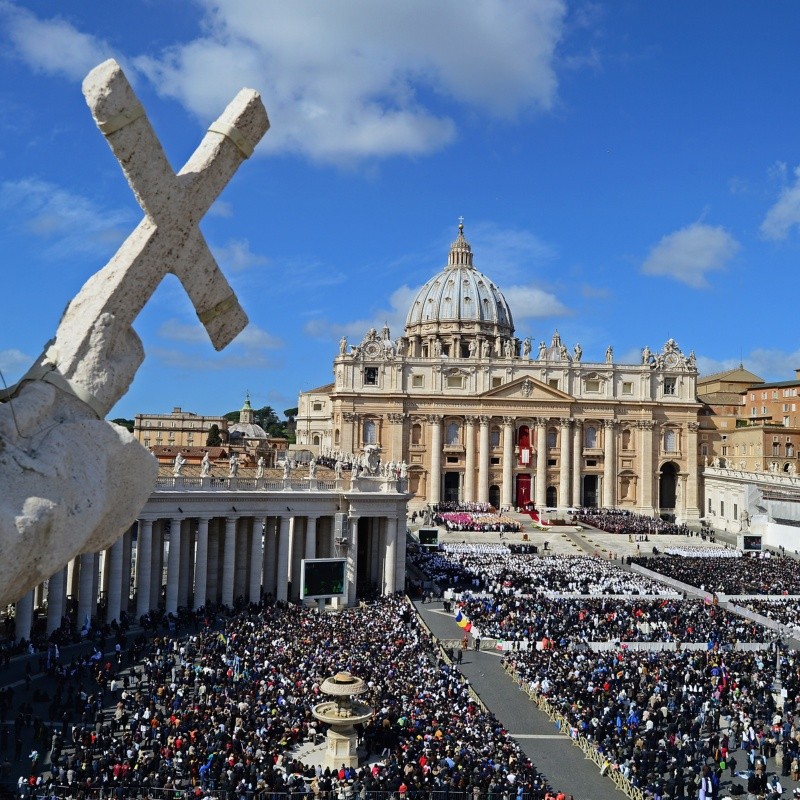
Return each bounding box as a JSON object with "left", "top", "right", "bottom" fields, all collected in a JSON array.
[
  {"left": 502, "top": 416, "right": 515, "bottom": 426},
  {"left": 478, "top": 415, "right": 491, "bottom": 426},
  {"left": 387, "top": 413, "right": 405, "bottom": 424},
  {"left": 342, "top": 412, "right": 358, "bottom": 423},
  {"left": 559, "top": 418, "right": 573, "bottom": 428},
  {"left": 427, "top": 414, "right": 443, "bottom": 425},
  {"left": 535, "top": 417, "right": 549, "bottom": 427},
  {"left": 687, "top": 422, "right": 700, "bottom": 432},
  {"left": 638, "top": 420, "right": 655, "bottom": 431},
  {"left": 464, "top": 415, "right": 477, "bottom": 425},
  {"left": 603, "top": 419, "right": 617, "bottom": 429}
]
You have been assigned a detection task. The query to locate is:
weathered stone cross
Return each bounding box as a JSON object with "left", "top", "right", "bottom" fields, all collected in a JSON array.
[{"left": 46, "top": 59, "right": 269, "bottom": 415}]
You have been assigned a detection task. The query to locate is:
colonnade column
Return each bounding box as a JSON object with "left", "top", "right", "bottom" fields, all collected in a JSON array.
[
  {"left": 149, "top": 523, "right": 163, "bottom": 611},
  {"left": 535, "top": 418, "right": 547, "bottom": 508},
  {"left": 383, "top": 516, "right": 397, "bottom": 595},
  {"left": 276, "top": 515, "right": 291, "bottom": 603},
  {"left": 559, "top": 418, "right": 572, "bottom": 510},
  {"left": 221, "top": 516, "right": 238, "bottom": 608},
  {"left": 263, "top": 518, "right": 277, "bottom": 598},
  {"left": 249, "top": 517, "right": 266, "bottom": 604},
  {"left": 105, "top": 537, "right": 124, "bottom": 624},
  {"left": 428, "top": 415, "right": 443, "bottom": 505},
  {"left": 347, "top": 516, "right": 359, "bottom": 606},
  {"left": 464, "top": 416, "right": 477, "bottom": 502},
  {"left": 77, "top": 552, "right": 96, "bottom": 630},
  {"left": 193, "top": 517, "right": 210, "bottom": 611},
  {"left": 684, "top": 422, "right": 701, "bottom": 524},
  {"left": 603, "top": 420, "right": 616, "bottom": 508},
  {"left": 178, "top": 522, "right": 192, "bottom": 609},
  {"left": 165, "top": 517, "right": 183, "bottom": 615},
  {"left": 14, "top": 590, "right": 34, "bottom": 643},
  {"left": 572, "top": 421, "right": 583, "bottom": 508},
  {"left": 46, "top": 567, "right": 66, "bottom": 635},
  {"left": 501, "top": 417, "right": 514, "bottom": 509},
  {"left": 304, "top": 516, "right": 318, "bottom": 561},
  {"left": 136, "top": 519, "right": 153, "bottom": 617},
  {"left": 478, "top": 416, "right": 490, "bottom": 504},
  {"left": 638, "top": 421, "right": 655, "bottom": 514}
]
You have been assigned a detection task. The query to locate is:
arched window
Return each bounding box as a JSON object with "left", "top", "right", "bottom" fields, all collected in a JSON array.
[
  {"left": 411, "top": 423, "right": 422, "bottom": 445},
  {"left": 334, "top": 428, "right": 340, "bottom": 446},
  {"left": 664, "top": 429, "right": 677, "bottom": 453},
  {"left": 446, "top": 422, "right": 460, "bottom": 446},
  {"left": 363, "top": 419, "right": 377, "bottom": 445},
  {"left": 490, "top": 427, "right": 501, "bottom": 447},
  {"left": 312, "top": 434, "right": 320, "bottom": 446},
  {"left": 787, "top": 443, "right": 794, "bottom": 458},
  {"left": 585, "top": 426, "right": 597, "bottom": 448},
  {"left": 547, "top": 428, "right": 557, "bottom": 449},
  {"left": 622, "top": 429, "right": 632, "bottom": 450}
]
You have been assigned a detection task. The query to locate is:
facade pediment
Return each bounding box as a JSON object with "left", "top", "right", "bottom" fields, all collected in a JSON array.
[{"left": 481, "top": 376, "right": 573, "bottom": 402}]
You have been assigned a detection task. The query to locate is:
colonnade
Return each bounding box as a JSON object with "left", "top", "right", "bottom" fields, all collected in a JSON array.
[{"left": 11, "top": 487, "right": 408, "bottom": 643}]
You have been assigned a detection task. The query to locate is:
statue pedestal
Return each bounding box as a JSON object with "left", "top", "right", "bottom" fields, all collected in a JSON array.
[{"left": 323, "top": 726, "right": 359, "bottom": 770}]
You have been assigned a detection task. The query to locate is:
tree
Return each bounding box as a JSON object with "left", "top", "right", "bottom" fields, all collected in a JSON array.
[
  {"left": 111, "top": 417, "right": 134, "bottom": 432},
  {"left": 206, "top": 424, "right": 222, "bottom": 447}
]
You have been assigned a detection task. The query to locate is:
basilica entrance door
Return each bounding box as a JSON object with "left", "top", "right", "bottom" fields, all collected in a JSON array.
[
  {"left": 489, "top": 485, "right": 501, "bottom": 509},
  {"left": 515, "top": 474, "right": 532, "bottom": 508},
  {"left": 444, "top": 472, "right": 460, "bottom": 503},
  {"left": 582, "top": 475, "right": 598, "bottom": 507},
  {"left": 546, "top": 486, "right": 557, "bottom": 508}
]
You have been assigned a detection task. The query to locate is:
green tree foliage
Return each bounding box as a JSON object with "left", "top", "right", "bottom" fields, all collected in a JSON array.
[
  {"left": 206, "top": 424, "right": 222, "bottom": 447},
  {"left": 111, "top": 417, "right": 134, "bottom": 432}
]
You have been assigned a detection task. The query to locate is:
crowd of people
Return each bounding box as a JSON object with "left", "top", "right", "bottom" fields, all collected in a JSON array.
[
  {"left": 11, "top": 596, "right": 563, "bottom": 800},
  {"left": 632, "top": 553, "right": 800, "bottom": 595},
  {"left": 576, "top": 509, "right": 696, "bottom": 538}
]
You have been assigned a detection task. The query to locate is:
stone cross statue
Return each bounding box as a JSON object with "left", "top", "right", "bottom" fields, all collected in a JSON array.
[{"left": 0, "top": 60, "right": 268, "bottom": 607}]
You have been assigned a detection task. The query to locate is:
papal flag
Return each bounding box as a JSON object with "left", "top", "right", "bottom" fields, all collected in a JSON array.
[{"left": 455, "top": 609, "right": 472, "bottom": 631}]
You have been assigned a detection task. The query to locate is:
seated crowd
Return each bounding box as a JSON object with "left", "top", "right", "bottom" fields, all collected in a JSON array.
[
  {"left": 22, "top": 596, "right": 560, "bottom": 800},
  {"left": 576, "top": 509, "right": 694, "bottom": 537},
  {"left": 432, "top": 511, "right": 522, "bottom": 533},
  {"left": 631, "top": 554, "right": 800, "bottom": 595}
]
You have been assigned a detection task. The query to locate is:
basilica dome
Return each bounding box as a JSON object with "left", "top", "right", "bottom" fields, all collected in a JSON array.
[{"left": 404, "top": 223, "right": 514, "bottom": 340}]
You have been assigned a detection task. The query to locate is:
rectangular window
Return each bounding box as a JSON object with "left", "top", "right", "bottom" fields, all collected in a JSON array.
[
  {"left": 548, "top": 458, "right": 557, "bottom": 466},
  {"left": 720, "top": 500, "right": 725, "bottom": 516},
  {"left": 446, "top": 456, "right": 459, "bottom": 464},
  {"left": 751, "top": 407, "right": 756, "bottom": 417},
  {"left": 491, "top": 377, "right": 502, "bottom": 388},
  {"left": 586, "top": 459, "right": 597, "bottom": 467},
  {"left": 446, "top": 375, "right": 464, "bottom": 389},
  {"left": 412, "top": 375, "right": 424, "bottom": 388},
  {"left": 708, "top": 498, "right": 712, "bottom": 512},
  {"left": 364, "top": 367, "right": 378, "bottom": 385},
  {"left": 722, "top": 446, "right": 728, "bottom": 455},
  {"left": 622, "top": 382, "right": 633, "bottom": 395},
  {"left": 773, "top": 391, "right": 779, "bottom": 399},
  {"left": 733, "top": 504, "right": 738, "bottom": 520},
  {"left": 700, "top": 443, "right": 708, "bottom": 456},
  {"left": 784, "top": 416, "right": 790, "bottom": 427},
  {"left": 663, "top": 379, "right": 676, "bottom": 395},
  {"left": 785, "top": 404, "right": 790, "bottom": 412},
  {"left": 549, "top": 379, "right": 559, "bottom": 390},
  {"left": 312, "top": 402, "right": 323, "bottom": 411},
  {"left": 586, "top": 380, "right": 600, "bottom": 392},
  {"left": 490, "top": 457, "right": 500, "bottom": 465}
]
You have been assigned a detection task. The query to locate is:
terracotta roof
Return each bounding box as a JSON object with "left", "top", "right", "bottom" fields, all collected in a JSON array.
[
  {"left": 303, "top": 382, "right": 335, "bottom": 394},
  {"left": 697, "top": 366, "right": 763, "bottom": 385}
]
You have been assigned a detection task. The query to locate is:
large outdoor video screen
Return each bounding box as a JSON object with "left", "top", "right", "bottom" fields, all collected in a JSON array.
[
  {"left": 418, "top": 528, "right": 439, "bottom": 546},
  {"left": 301, "top": 558, "right": 347, "bottom": 599}
]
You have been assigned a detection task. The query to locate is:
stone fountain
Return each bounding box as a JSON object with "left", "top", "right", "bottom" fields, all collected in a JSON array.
[{"left": 312, "top": 671, "right": 373, "bottom": 769}]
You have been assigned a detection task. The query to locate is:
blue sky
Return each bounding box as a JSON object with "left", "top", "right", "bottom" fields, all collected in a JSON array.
[{"left": 2, "top": 1, "right": 800, "bottom": 421}]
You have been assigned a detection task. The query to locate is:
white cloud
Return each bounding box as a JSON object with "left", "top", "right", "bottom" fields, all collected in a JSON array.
[
  {"left": 151, "top": 347, "right": 274, "bottom": 371},
  {"left": 159, "top": 319, "right": 282, "bottom": 350},
  {"left": 0, "top": 1, "right": 115, "bottom": 80},
  {"left": 698, "top": 348, "right": 800, "bottom": 383},
  {"left": 0, "top": 348, "right": 31, "bottom": 385},
  {"left": 212, "top": 238, "right": 268, "bottom": 273},
  {"left": 131, "top": 0, "right": 567, "bottom": 162},
  {"left": 0, "top": 178, "right": 133, "bottom": 258},
  {"left": 640, "top": 222, "right": 740, "bottom": 288},
  {"left": 503, "top": 285, "right": 570, "bottom": 320},
  {"left": 761, "top": 164, "right": 800, "bottom": 241},
  {"left": 466, "top": 221, "right": 557, "bottom": 283},
  {"left": 208, "top": 200, "right": 234, "bottom": 218}
]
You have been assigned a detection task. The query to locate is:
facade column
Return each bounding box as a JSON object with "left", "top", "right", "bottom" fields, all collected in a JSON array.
[
  {"left": 572, "top": 421, "right": 583, "bottom": 507},
  {"left": 46, "top": 567, "right": 66, "bottom": 635},
  {"left": 249, "top": 517, "right": 265, "bottom": 604},
  {"left": 559, "top": 418, "right": 572, "bottom": 510},
  {"left": 136, "top": 519, "right": 153, "bottom": 618},
  {"left": 387, "top": 413, "right": 405, "bottom": 464},
  {"left": 105, "top": 537, "right": 124, "bottom": 625},
  {"left": 276, "top": 515, "right": 291, "bottom": 603},
  {"left": 304, "top": 516, "right": 318, "bottom": 560},
  {"left": 149, "top": 523, "right": 163, "bottom": 611},
  {"left": 684, "top": 422, "right": 701, "bottom": 525},
  {"left": 535, "top": 418, "right": 547, "bottom": 508},
  {"left": 121, "top": 529, "right": 133, "bottom": 614},
  {"left": 383, "top": 515, "right": 397, "bottom": 595},
  {"left": 165, "top": 517, "right": 183, "bottom": 615},
  {"left": 638, "top": 421, "right": 655, "bottom": 515},
  {"left": 221, "top": 516, "right": 238, "bottom": 608},
  {"left": 178, "top": 522, "right": 192, "bottom": 609},
  {"left": 347, "top": 516, "right": 360, "bottom": 606},
  {"left": 464, "top": 416, "right": 477, "bottom": 502},
  {"left": 603, "top": 420, "right": 617, "bottom": 508},
  {"left": 501, "top": 417, "right": 514, "bottom": 509},
  {"left": 206, "top": 520, "right": 220, "bottom": 604},
  {"left": 428, "top": 415, "right": 443, "bottom": 505},
  {"left": 478, "top": 416, "right": 490, "bottom": 504},
  {"left": 77, "top": 552, "right": 96, "bottom": 630},
  {"left": 14, "top": 590, "right": 34, "bottom": 643},
  {"left": 193, "top": 517, "right": 210, "bottom": 611}
]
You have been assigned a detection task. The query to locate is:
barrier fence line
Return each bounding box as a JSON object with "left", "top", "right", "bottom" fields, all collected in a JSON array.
[{"left": 503, "top": 661, "right": 646, "bottom": 800}]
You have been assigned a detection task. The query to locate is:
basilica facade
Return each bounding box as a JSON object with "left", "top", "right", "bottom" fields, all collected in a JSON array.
[{"left": 297, "top": 224, "right": 703, "bottom": 524}]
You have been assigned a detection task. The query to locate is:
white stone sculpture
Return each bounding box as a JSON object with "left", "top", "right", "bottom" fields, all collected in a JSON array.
[
  {"left": 283, "top": 460, "right": 291, "bottom": 480},
  {"left": 308, "top": 458, "right": 317, "bottom": 478},
  {"left": 172, "top": 452, "right": 187, "bottom": 477},
  {"left": 522, "top": 338, "right": 532, "bottom": 358},
  {"left": 228, "top": 452, "right": 240, "bottom": 477},
  {"left": 200, "top": 452, "right": 212, "bottom": 478},
  {"left": 605, "top": 346, "right": 614, "bottom": 364},
  {"left": 0, "top": 60, "right": 267, "bottom": 607},
  {"left": 335, "top": 459, "right": 343, "bottom": 479},
  {"left": 400, "top": 461, "right": 408, "bottom": 479},
  {"left": 256, "top": 456, "right": 266, "bottom": 478},
  {"left": 573, "top": 343, "right": 582, "bottom": 362},
  {"left": 339, "top": 336, "right": 347, "bottom": 355}
]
